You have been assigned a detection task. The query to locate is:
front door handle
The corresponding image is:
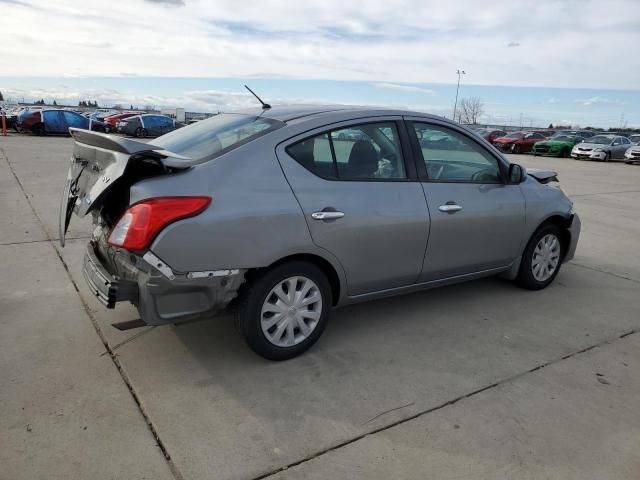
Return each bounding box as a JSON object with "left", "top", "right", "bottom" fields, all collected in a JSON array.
[
  {"left": 438, "top": 203, "right": 463, "bottom": 213},
  {"left": 312, "top": 211, "right": 345, "bottom": 220}
]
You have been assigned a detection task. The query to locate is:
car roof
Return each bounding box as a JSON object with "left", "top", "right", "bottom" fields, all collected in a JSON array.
[{"left": 233, "top": 105, "right": 445, "bottom": 124}]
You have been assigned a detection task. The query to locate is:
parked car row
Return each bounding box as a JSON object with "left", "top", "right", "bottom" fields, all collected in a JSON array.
[
  {"left": 7, "top": 106, "right": 184, "bottom": 138},
  {"left": 469, "top": 126, "right": 640, "bottom": 163}
]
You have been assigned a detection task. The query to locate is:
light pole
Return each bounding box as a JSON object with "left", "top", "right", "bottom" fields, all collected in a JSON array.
[{"left": 453, "top": 69, "right": 466, "bottom": 122}]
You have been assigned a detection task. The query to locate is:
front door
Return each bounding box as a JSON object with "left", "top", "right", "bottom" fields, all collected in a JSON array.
[
  {"left": 407, "top": 119, "right": 526, "bottom": 281},
  {"left": 277, "top": 119, "right": 430, "bottom": 296}
]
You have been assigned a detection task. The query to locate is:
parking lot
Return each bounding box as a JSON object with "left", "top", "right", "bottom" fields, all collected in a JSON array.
[{"left": 2, "top": 135, "right": 640, "bottom": 479}]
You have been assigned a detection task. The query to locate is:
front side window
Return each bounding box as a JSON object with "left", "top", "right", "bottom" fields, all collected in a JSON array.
[
  {"left": 287, "top": 122, "right": 406, "bottom": 180},
  {"left": 412, "top": 122, "right": 502, "bottom": 183}
]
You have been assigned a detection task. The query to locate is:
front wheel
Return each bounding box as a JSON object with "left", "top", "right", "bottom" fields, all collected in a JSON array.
[
  {"left": 512, "top": 144, "right": 521, "bottom": 154},
  {"left": 235, "top": 262, "right": 332, "bottom": 360},
  {"left": 134, "top": 127, "right": 147, "bottom": 138},
  {"left": 516, "top": 224, "right": 564, "bottom": 290},
  {"left": 603, "top": 152, "right": 611, "bottom": 162}
]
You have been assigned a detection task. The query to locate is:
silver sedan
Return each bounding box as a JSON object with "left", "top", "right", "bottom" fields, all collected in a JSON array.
[
  {"left": 571, "top": 134, "right": 633, "bottom": 161},
  {"left": 59, "top": 106, "right": 580, "bottom": 360}
]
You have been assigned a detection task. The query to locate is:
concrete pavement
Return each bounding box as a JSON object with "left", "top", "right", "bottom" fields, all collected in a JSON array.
[{"left": 1, "top": 134, "right": 639, "bottom": 479}]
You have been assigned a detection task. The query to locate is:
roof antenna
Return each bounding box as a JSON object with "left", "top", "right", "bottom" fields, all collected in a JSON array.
[{"left": 244, "top": 85, "right": 271, "bottom": 109}]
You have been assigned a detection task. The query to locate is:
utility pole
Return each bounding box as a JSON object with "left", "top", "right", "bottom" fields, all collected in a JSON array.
[{"left": 453, "top": 69, "right": 466, "bottom": 122}]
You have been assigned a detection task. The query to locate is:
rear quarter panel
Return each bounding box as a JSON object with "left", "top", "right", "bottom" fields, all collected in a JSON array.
[{"left": 136, "top": 134, "right": 346, "bottom": 283}]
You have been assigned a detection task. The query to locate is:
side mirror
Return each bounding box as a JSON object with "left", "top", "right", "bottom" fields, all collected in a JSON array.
[{"left": 508, "top": 163, "right": 525, "bottom": 184}]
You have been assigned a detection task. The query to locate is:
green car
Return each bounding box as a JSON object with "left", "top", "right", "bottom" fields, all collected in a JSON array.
[{"left": 532, "top": 135, "right": 583, "bottom": 157}]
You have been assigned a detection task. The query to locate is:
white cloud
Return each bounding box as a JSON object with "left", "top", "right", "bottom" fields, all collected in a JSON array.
[
  {"left": 1, "top": 0, "right": 639, "bottom": 89},
  {"left": 373, "top": 83, "right": 436, "bottom": 95}
]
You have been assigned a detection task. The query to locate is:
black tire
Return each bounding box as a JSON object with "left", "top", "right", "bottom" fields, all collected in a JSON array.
[
  {"left": 32, "top": 123, "right": 45, "bottom": 136},
  {"left": 603, "top": 152, "right": 610, "bottom": 162},
  {"left": 561, "top": 147, "right": 570, "bottom": 158},
  {"left": 512, "top": 144, "right": 521, "bottom": 154},
  {"left": 235, "top": 261, "right": 332, "bottom": 360},
  {"left": 516, "top": 224, "right": 564, "bottom": 290},
  {"left": 134, "top": 127, "right": 147, "bottom": 138}
]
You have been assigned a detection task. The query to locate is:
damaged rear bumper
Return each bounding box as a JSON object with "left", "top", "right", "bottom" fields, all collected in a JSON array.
[{"left": 82, "top": 240, "right": 245, "bottom": 325}]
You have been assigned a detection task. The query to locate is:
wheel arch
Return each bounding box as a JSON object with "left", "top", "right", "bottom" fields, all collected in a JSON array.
[{"left": 243, "top": 253, "right": 343, "bottom": 306}]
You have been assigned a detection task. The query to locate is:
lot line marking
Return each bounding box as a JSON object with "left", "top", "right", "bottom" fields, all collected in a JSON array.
[
  {"left": 1, "top": 147, "right": 185, "bottom": 480},
  {"left": 0, "top": 235, "right": 91, "bottom": 246},
  {"left": 569, "top": 261, "right": 640, "bottom": 285},
  {"left": 253, "top": 328, "right": 639, "bottom": 480},
  {"left": 570, "top": 189, "right": 640, "bottom": 197}
]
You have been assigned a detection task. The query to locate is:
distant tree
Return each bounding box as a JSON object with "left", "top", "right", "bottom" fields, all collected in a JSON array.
[
  {"left": 458, "top": 97, "right": 484, "bottom": 124},
  {"left": 53, "top": 100, "right": 57, "bottom": 106},
  {"left": 113, "top": 103, "right": 123, "bottom": 110},
  {"left": 548, "top": 123, "right": 554, "bottom": 129},
  {"left": 0, "top": 91, "right": 4, "bottom": 101},
  {"left": 130, "top": 104, "right": 133, "bottom": 110}
]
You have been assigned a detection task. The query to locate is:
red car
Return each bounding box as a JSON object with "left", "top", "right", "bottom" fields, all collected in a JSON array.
[
  {"left": 493, "top": 131, "right": 547, "bottom": 154},
  {"left": 476, "top": 128, "right": 507, "bottom": 142},
  {"left": 102, "top": 112, "right": 142, "bottom": 133}
]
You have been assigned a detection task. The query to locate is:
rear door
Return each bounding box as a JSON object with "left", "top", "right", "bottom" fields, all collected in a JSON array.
[
  {"left": 406, "top": 118, "right": 526, "bottom": 281},
  {"left": 63, "top": 111, "right": 89, "bottom": 131},
  {"left": 276, "top": 118, "right": 429, "bottom": 296},
  {"left": 614, "top": 137, "right": 630, "bottom": 158},
  {"left": 43, "top": 110, "right": 65, "bottom": 133}
]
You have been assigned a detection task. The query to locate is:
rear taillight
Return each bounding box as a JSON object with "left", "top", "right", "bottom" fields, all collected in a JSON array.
[{"left": 108, "top": 196, "right": 211, "bottom": 251}]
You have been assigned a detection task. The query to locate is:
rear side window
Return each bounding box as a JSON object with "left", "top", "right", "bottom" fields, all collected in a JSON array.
[
  {"left": 153, "top": 113, "right": 284, "bottom": 162},
  {"left": 287, "top": 122, "right": 406, "bottom": 180}
]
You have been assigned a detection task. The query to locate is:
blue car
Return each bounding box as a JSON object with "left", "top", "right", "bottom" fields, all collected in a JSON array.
[{"left": 18, "top": 109, "right": 107, "bottom": 135}]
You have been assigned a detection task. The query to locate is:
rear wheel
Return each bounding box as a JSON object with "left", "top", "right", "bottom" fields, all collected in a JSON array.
[
  {"left": 561, "top": 147, "right": 570, "bottom": 158},
  {"left": 235, "top": 261, "right": 332, "bottom": 360},
  {"left": 516, "top": 224, "right": 564, "bottom": 290},
  {"left": 32, "top": 123, "right": 45, "bottom": 136}
]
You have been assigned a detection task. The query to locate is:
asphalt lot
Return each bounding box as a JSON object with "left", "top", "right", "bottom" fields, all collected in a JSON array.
[{"left": 1, "top": 134, "right": 640, "bottom": 480}]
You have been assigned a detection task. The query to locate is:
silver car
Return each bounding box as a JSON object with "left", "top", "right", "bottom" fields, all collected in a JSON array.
[
  {"left": 59, "top": 106, "right": 580, "bottom": 360},
  {"left": 571, "top": 134, "right": 632, "bottom": 161},
  {"left": 625, "top": 144, "right": 640, "bottom": 164}
]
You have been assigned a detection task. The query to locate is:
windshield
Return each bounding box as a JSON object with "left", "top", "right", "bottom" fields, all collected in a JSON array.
[
  {"left": 505, "top": 132, "right": 524, "bottom": 139},
  {"left": 153, "top": 113, "right": 284, "bottom": 161},
  {"left": 629, "top": 135, "right": 640, "bottom": 143},
  {"left": 587, "top": 136, "right": 613, "bottom": 145},
  {"left": 552, "top": 135, "right": 575, "bottom": 141}
]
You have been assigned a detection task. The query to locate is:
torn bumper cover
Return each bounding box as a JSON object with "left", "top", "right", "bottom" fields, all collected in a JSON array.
[{"left": 82, "top": 241, "right": 246, "bottom": 325}]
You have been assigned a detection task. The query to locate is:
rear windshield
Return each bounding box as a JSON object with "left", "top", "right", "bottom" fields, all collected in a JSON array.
[{"left": 153, "top": 113, "right": 284, "bottom": 162}]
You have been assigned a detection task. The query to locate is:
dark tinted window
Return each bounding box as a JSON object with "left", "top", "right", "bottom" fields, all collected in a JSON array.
[{"left": 287, "top": 122, "right": 406, "bottom": 180}]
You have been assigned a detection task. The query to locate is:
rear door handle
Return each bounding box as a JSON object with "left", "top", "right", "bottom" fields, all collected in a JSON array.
[
  {"left": 438, "top": 203, "right": 463, "bottom": 213},
  {"left": 312, "top": 211, "right": 345, "bottom": 220}
]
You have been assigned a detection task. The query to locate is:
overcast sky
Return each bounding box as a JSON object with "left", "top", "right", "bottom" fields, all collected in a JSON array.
[{"left": 1, "top": 0, "right": 639, "bottom": 126}]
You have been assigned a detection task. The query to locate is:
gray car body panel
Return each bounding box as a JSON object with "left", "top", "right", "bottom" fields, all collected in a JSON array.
[{"left": 62, "top": 106, "right": 580, "bottom": 324}]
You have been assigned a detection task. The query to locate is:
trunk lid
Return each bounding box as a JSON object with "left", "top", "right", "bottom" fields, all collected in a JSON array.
[{"left": 58, "top": 128, "right": 196, "bottom": 246}]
